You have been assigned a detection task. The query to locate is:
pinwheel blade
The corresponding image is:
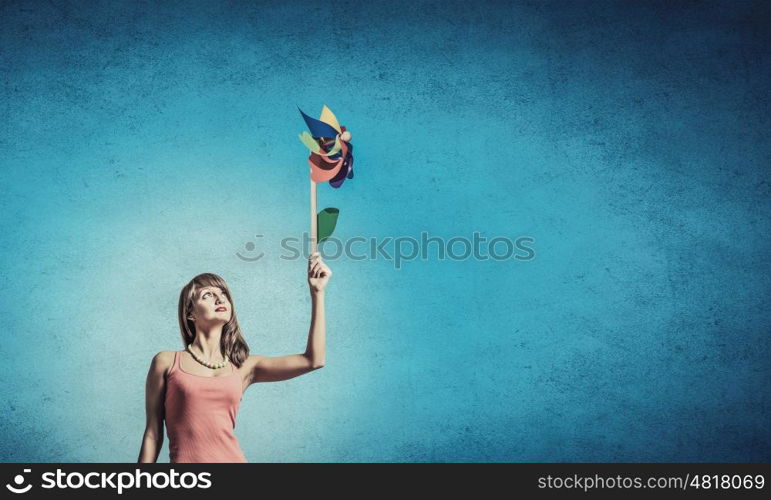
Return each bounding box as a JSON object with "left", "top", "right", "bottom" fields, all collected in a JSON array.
[
  {"left": 324, "top": 135, "right": 342, "bottom": 156},
  {"left": 319, "top": 105, "right": 342, "bottom": 134},
  {"left": 299, "top": 107, "right": 339, "bottom": 139},
  {"left": 299, "top": 131, "right": 321, "bottom": 153}
]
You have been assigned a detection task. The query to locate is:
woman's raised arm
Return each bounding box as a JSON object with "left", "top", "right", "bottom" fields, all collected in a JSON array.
[{"left": 248, "top": 252, "right": 331, "bottom": 384}]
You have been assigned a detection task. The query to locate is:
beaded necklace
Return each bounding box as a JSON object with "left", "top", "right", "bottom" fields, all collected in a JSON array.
[{"left": 186, "top": 343, "right": 229, "bottom": 370}]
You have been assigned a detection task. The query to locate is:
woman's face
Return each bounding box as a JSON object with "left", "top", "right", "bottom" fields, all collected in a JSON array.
[{"left": 189, "top": 286, "right": 232, "bottom": 325}]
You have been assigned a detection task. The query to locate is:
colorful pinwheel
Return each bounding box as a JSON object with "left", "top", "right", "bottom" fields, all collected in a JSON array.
[
  {"left": 298, "top": 105, "right": 354, "bottom": 253},
  {"left": 298, "top": 106, "right": 354, "bottom": 187}
]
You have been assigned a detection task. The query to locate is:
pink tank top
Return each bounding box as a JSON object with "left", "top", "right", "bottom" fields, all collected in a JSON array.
[{"left": 164, "top": 351, "right": 247, "bottom": 463}]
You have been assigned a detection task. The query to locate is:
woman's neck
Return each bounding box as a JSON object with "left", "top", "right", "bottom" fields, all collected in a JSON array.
[{"left": 191, "top": 325, "right": 225, "bottom": 360}]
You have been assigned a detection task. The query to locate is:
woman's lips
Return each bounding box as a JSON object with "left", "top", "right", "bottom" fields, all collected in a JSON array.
[{"left": 215, "top": 307, "right": 227, "bottom": 312}]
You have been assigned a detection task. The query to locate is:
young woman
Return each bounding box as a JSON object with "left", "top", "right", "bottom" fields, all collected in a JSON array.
[{"left": 137, "top": 251, "right": 331, "bottom": 463}]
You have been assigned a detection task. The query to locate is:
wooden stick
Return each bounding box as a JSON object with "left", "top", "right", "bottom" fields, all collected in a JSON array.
[{"left": 310, "top": 177, "right": 318, "bottom": 255}]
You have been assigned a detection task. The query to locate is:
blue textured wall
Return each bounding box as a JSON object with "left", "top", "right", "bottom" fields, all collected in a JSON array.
[{"left": 1, "top": 0, "right": 769, "bottom": 462}]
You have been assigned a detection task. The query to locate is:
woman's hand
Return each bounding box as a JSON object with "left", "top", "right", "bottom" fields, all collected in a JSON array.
[{"left": 308, "top": 251, "right": 332, "bottom": 294}]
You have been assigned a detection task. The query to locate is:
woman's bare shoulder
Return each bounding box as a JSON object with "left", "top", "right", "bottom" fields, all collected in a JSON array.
[{"left": 149, "top": 351, "right": 176, "bottom": 375}]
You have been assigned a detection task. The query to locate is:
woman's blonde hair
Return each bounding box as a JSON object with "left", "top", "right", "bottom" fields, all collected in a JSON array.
[{"left": 177, "top": 273, "right": 250, "bottom": 367}]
